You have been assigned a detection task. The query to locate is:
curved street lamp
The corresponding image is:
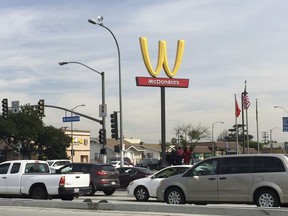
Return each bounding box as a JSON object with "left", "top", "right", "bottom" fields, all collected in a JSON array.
[
  {"left": 212, "top": 121, "right": 224, "bottom": 156},
  {"left": 59, "top": 61, "right": 107, "bottom": 162},
  {"left": 88, "top": 16, "right": 124, "bottom": 167},
  {"left": 274, "top": 106, "right": 288, "bottom": 113},
  {"left": 71, "top": 104, "right": 85, "bottom": 162}
]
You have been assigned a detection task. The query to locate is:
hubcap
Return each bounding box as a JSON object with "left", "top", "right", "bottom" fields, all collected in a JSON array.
[
  {"left": 259, "top": 193, "right": 274, "bottom": 207},
  {"left": 168, "top": 191, "right": 181, "bottom": 204},
  {"left": 136, "top": 188, "right": 146, "bottom": 200}
]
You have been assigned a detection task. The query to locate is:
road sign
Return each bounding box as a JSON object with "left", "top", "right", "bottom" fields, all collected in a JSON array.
[
  {"left": 63, "top": 116, "right": 80, "bottom": 122},
  {"left": 283, "top": 117, "right": 288, "bottom": 132},
  {"left": 11, "top": 101, "right": 19, "bottom": 113}
]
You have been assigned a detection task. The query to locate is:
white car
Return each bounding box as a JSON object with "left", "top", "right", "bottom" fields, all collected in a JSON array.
[
  {"left": 108, "top": 160, "right": 133, "bottom": 168},
  {"left": 47, "top": 159, "right": 72, "bottom": 173},
  {"left": 127, "top": 165, "right": 192, "bottom": 201}
]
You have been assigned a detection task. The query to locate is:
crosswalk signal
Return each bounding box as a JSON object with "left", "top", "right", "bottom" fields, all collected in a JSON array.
[
  {"left": 37, "top": 99, "right": 45, "bottom": 116},
  {"left": 98, "top": 129, "right": 106, "bottom": 145},
  {"left": 110, "top": 111, "right": 119, "bottom": 140},
  {"left": 2, "top": 98, "right": 8, "bottom": 119}
]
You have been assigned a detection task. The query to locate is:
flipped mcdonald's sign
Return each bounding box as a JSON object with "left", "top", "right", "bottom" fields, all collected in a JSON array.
[{"left": 136, "top": 37, "right": 189, "bottom": 88}]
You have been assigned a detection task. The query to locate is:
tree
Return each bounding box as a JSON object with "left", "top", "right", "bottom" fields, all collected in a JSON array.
[
  {"left": 0, "top": 104, "right": 70, "bottom": 159},
  {"left": 36, "top": 126, "right": 70, "bottom": 159},
  {"left": 172, "top": 123, "right": 209, "bottom": 149},
  {"left": 0, "top": 105, "right": 43, "bottom": 159}
]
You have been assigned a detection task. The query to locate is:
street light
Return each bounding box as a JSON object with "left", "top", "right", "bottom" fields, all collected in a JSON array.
[
  {"left": 212, "top": 121, "right": 224, "bottom": 156},
  {"left": 71, "top": 104, "right": 85, "bottom": 162},
  {"left": 270, "top": 127, "right": 279, "bottom": 153},
  {"left": 88, "top": 16, "right": 124, "bottom": 167},
  {"left": 274, "top": 106, "right": 288, "bottom": 113},
  {"left": 59, "top": 61, "right": 107, "bottom": 162}
]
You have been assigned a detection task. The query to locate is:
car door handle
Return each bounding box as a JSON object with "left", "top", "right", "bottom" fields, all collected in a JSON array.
[
  {"left": 219, "top": 177, "right": 227, "bottom": 180},
  {"left": 2, "top": 177, "right": 6, "bottom": 179},
  {"left": 208, "top": 177, "right": 216, "bottom": 180}
]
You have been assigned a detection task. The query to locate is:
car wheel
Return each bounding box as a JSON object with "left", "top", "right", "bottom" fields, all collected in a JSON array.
[
  {"left": 31, "top": 185, "right": 48, "bottom": 200},
  {"left": 165, "top": 187, "right": 185, "bottom": 204},
  {"left": 60, "top": 195, "right": 74, "bottom": 201},
  {"left": 88, "top": 183, "right": 96, "bottom": 196},
  {"left": 256, "top": 189, "right": 280, "bottom": 207},
  {"left": 134, "top": 186, "right": 149, "bottom": 201},
  {"left": 103, "top": 188, "right": 116, "bottom": 196}
]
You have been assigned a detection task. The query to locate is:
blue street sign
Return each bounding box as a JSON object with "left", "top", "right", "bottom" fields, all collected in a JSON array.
[
  {"left": 283, "top": 117, "right": 288, "bottom": 132},
  {"left": 63, "top": 116, "right": 80, "bottom": 122}
]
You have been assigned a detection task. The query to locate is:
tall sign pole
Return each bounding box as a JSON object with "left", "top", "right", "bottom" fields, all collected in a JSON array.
[{"left": 136, "top": 37, "right": 189, "bottom": 167}]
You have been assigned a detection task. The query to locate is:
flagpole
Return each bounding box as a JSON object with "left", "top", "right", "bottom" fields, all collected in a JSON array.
[
  {"left": 241, "top": 91, "right": 245, "bottom": 154},
  {"left": 256, "top": 99, "right": 259, "bottom": 153},
  {"left": 235, "top": 94, "right": 239, "bottom": 154},
  {"left": 246, "top": 106, "right": 249, "bottom": 154}
]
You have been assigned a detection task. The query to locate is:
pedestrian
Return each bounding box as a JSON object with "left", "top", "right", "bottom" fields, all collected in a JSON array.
[
  {"left": 176, "top": 147, "right": 183, "bottom": 165},
  {"left": 183, "top": 147, "right": 191, "bottom": 165}
]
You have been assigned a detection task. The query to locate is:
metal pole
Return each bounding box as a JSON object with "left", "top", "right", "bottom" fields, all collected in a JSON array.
[
  {"left": 88, "top": 17, "right": 124, "bottom": 167},
  {"left": 70, "top": 104, "right": 85, "bottom": 162},
  {"left": 59, "top": 62, "right": 107, "bottom": 162},
  {"left": 161, "top": 87, "right": 166, "bottom": 167}
]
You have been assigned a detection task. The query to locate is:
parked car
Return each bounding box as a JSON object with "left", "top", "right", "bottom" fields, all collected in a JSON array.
[
  {"left": 107, "top": 157, "right": 133, "bottom": 165},
  {"left": 116, "top": 167, "right": 155, "bottom": 188},
  {"left": 135, "top": 158, "right": 160, "bottom": 170},
  {"left": 47, "top": 159, "right": 72, "bottom": 173},
  {"left": 56, "top": 162, "right": 120, "bottom": 196},
  {"left": 127, "top": 165, "right": 192, "bottom": 201},
  {"left": 108, "top": 161, "right": 133, "bottom": 168},
  {"left": 0, "top": 160, "right": 90, "bottom": 200},
  {"left": 156, "top": 154, "right": 288, "bottom": 207}
]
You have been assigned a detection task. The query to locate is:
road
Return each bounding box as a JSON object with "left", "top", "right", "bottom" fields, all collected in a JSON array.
[{"left": 1, "top": 190, "right": 288, "bottom": 216}]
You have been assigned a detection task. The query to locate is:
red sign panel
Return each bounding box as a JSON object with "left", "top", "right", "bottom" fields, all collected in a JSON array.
[{"left": 136, "top": 77, "right": 189, "bottom": 88}]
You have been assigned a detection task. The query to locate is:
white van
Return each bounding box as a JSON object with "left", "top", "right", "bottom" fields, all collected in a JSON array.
[{"left": 156, "top": 154, "right": 288, "bottom": 207}]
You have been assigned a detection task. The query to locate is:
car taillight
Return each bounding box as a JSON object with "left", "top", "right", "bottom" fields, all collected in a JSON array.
[
  {"left": 96, "top": 170, "right": 108, "bottom": 176},
  {"left": 59, "top": 176, "right": 65, "bottom": 186}
]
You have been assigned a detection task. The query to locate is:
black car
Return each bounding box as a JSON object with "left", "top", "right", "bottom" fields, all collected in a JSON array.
[
  {"left": 135, "top": 158, "right": 161, "bottom": 170},
  {"left": 57, "top": 163, "right": 120, "bottom": 195},
  {"left": 116, "top": 167, "right": 155, "bottom": 188}
]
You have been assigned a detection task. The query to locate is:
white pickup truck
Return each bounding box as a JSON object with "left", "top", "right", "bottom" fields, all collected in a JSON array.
[{"left": 0, "top": 160, "right": 90, "bottom": 200}]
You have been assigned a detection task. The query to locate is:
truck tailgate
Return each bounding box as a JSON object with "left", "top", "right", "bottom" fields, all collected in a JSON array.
[{"left": 62, "top": 173, "right": 90, "bottom": 188}]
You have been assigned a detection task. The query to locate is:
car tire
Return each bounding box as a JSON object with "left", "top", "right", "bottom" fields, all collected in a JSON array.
[
  {"left": 88, "top": 183, "right": 96, "bottom": 196},
  {"left": 134, "top": 186, "right": 149, "bottom": 201},
  {"left": 60, "top": 195, "right": 74, "bottom": 201},
  {"left": 103, "top": 188, "right": 116, "bottom": 196},
  {"left": 165, "top": 187, "right": 185, "bottom": 204},
  {"left": 255, "top": 189, "right": 280, "bottom": 207},
  {"left": 31, "top": 185, "right": 48, "bottom": 200}
]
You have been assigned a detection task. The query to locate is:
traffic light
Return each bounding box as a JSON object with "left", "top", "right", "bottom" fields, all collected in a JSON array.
[
  {"left": 37, "top": 99, "right": 45, "bottom": 116},
  {"left": 98, "top": 129, "right": 106, "bottom": 145},
  {"left": 2, "top": 98, "right": 8, "bottom": 119},
  {"left": 114, "top": 144, "right": 121, "bottom": 153},
  {"left": 110, "top": 111, "right": 119, "bottom": 139}
]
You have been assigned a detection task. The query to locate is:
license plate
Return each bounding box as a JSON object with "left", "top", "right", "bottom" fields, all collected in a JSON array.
[
  {"left": 74, "top": 188, "right": 79, "bottom": 193},
  {"left": 111, "top": 181, "right": 115, "bottom": 185}
]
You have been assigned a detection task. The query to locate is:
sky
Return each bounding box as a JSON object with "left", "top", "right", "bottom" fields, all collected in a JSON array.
[{"left": 1, "top": 0, "right": 288, "bottom": 145}]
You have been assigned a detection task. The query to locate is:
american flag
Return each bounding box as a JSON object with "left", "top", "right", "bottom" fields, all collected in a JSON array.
[{"left": 243, "top": 94, "right": 250, "bottom": 109}]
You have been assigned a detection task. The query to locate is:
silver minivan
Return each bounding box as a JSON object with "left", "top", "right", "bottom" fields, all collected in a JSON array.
[{"left": 156, "top": 154, "right": 288, "bottom": 207}]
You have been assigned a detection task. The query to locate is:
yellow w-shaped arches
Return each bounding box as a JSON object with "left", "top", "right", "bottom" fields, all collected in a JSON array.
[{"left": 139, "top": 37, "right": 185, "bottom": 78}]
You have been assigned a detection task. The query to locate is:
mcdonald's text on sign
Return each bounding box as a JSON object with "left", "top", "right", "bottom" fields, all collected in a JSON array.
[{"left": 136, "top": 77, "right": 189, "bottom": 88}]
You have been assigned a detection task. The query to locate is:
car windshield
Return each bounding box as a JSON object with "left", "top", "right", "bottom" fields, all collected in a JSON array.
[{"left": 108, "top": 161, "right": 118, "bottom": 165}]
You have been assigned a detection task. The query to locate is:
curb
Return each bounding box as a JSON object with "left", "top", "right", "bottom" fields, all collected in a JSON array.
[{"left": 1, "top": 198, "right": 288, "bottom": 216}]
